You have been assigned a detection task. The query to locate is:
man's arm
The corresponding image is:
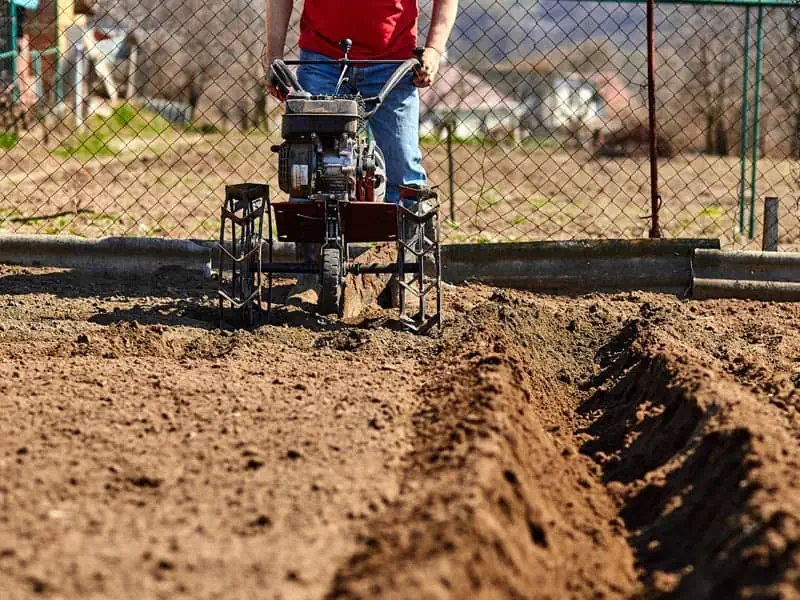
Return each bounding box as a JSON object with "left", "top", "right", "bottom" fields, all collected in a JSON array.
[
  {"left": 266, "top": 0, "right": 293, "bottom": 98},
  {"left": 425, "top": 0, "right": 458, "bottom": 55},
  {"left": 415, "top": 0, "right": 458, "bottom": 88}
]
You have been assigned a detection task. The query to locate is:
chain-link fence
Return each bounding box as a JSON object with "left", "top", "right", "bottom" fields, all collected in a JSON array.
[{"left": 0, "top": 0, "right": 798, "bottom": 249}]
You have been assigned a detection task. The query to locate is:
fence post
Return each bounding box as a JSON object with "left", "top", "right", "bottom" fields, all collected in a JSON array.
[
  {"left": 10, "top": 0, "right": 17, "bottom": 103},
  {"left": 33, "top": 53, "right": 43, "bottom": 105},
  {"left": 762, "top": 196, "right": 778, "bottom": 251},
  {"left": 445, "top": 117, "right": 455, "bottom": 224},
  {"left": 738, "top": 7, "right": 751, "bottom": 235},
  {"left": 748, "top": 4, "right": 765, "bottom": 240},
  {"left": 646, "top": 0, "right": 661, "bottom": 238},
  {"left": 75, "top": 42, "right": 85, "bottom": 131},
  {"left": 55, "top": 48, "right": 64, "bottom": 114},
  {"left": 126, "top": 41, "right": 139, "bottom": 100}
]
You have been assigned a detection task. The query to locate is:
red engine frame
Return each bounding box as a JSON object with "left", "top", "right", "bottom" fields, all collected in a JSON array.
[{"left": 273, "top": 201, "right": 398, "bottom": 244}]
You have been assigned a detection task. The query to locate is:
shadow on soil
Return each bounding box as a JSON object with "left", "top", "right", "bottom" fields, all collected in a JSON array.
[
  {"left": 0, "top": 267, "right": 214, "bottom": 300},
  {"left": 1, "top": 268, "right": 406, "bottom": 333},
  {"left": 86, "top": 289, "right": 407, "bottom": 334},
  {"left": 579, "top": 323, "right": 795, "bottom": 597}
]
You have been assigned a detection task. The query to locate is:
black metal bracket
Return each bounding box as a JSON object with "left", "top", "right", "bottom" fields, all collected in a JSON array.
[{"left": 397, "top": 188, "right": 442, "bottom": 334}]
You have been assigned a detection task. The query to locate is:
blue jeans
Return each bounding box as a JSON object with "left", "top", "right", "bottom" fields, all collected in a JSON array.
[{"left": 297, "top": 49, "right": 427, "bottom": 204}]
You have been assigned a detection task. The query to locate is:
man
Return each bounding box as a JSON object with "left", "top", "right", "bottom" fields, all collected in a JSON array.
[{"left": 265, "top": 0, "right": 458, "bottom": 304}]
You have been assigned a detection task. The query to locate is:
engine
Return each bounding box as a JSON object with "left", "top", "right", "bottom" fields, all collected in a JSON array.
[{"left": 275, "top": 96, "right": 386, "bottom": 203}]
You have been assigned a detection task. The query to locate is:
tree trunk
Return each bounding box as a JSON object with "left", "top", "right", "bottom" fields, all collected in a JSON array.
[
  {"left": 705, "top": 111, "right": 714, "bottom": 154},
  {"left": 789, "top": 14, "right": 800, "bottom": 159},
  {"left": 715, "top": 117, "right": 728, "bottom": 156},
  {"left": 708, "top": 105, "right": 727, "bottom": 156}
]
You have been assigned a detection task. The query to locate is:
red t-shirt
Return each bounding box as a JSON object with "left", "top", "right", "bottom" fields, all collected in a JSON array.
[{"left": 299, "top": 0, "right": 419, "bottom": 60}]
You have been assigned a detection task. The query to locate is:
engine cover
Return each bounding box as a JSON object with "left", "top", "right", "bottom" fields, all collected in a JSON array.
[
  {"left": 278, "top": 143, "right": 315, "bottom": 197},
  {"left": 282, "top": 97, "right": 360, "bottom": 139},
  {"left": 276, "top": 95, "right": 386, "bottom": 203}
]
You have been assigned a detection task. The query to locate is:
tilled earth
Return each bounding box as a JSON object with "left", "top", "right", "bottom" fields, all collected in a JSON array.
[{"left": 0, "top": 265, "right": 799, "bottom": 599}]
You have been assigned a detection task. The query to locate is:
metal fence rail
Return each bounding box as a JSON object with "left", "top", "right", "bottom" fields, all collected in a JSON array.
[{"left": 0, "top": 0, "right": 798, "bottom": 250}]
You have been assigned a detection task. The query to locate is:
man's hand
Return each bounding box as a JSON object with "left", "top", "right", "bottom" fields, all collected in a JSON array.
[
  {"left": 413, "top": 47, "right": 442, "bottom": 88},
  {"left": 264, "top": 50, "right": 290, "bottom": 100},
  {"left": 419, "top": 0, "right": 457, "bottom": 87},
  {"left": 266, "top": 67, "right": 288, "bottom": 101},
  {"left": 267, "top": 82, "right": 287, "bottom": 101}
]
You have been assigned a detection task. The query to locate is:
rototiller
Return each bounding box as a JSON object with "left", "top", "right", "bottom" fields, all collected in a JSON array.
[{"left": 217, "top": 40, "right": 441, "bottom": 333}]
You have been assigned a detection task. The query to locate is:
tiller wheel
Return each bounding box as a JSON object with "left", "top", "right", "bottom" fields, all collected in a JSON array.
[
  {"left": 397, "top": 187, "right": 442, "bottom": 334},
  {"left": 217, "top": 184, "right": 269, "bottom": 327}
]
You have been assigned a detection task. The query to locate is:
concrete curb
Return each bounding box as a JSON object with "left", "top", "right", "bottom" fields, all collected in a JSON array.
[
  {"left": 3, "top": 235, "right": 796, "bottom": 302},
  {"left": 442, "top": 239, "right": 721, "bottom": 294},
  {"left": 692, "top": 249, "right": 800, "bottom": 301},
  {"left": 1, "top": 236, "right": 734, "bottom": 299},
  {"left": 202, "top": 238, "right": 721, "bottom": 295},
  {"left": 0, "top": 235, "right": 212, "bottom": 276}
]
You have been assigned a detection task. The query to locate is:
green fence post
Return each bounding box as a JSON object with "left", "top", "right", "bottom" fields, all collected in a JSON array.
[
  {"left": 748, "top": 4, "right": 764, "bottom": 240},
  {"left": 10, "top": 0, "right": 18, "bottom": 102},
  {"left": 737, "top": 7, "right": 750, "bottom": 235}
]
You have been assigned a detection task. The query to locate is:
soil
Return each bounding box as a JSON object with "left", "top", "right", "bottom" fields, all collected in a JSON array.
[
  {"left": 0, "top": 265, "right": 799, "bottom": 599},
  {"left": 1, "top": 131, "right": 797, "bottom": 250}
]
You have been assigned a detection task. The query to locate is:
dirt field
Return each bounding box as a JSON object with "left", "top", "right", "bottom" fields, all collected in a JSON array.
[
  {"left": 1, "top": 125, "right": 798, "bottom": 250},
  {"left": 0, "top": 265, "right": 799, "bottom": 599}
]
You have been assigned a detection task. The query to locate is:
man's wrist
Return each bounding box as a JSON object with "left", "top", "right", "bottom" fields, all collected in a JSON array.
[{"left": 424, "top": 46, "right": 444, "bottom": 56}]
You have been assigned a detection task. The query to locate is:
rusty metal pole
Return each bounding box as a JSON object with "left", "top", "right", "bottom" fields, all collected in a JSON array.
[
  {"left": 446, "top": 118, "right": 456, "bottom": 223},
  {"left": 646, "top": 0, "right": 661, "bottom": 238}
]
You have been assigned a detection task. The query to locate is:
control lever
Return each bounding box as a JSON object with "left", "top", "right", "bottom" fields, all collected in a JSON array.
[
  {"left": 335, "top": 39, "right": 354, "bottom": 94},
  {"left": 340, "top": 38, "right": 353, "bottom": 60}
]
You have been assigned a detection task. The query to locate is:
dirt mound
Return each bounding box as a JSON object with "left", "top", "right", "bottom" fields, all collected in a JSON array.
[
  {"left": 329, "top": 302, "right": 640, "bottom": 598},
  {"left": 582, "top": 320, "right": 800, "bottom": 598}
]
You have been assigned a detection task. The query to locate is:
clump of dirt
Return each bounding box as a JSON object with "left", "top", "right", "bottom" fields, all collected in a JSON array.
[
  {"left": 314, "top": 329, "right": 373, "bottom": 352},
  {"left": 342, "top": 244, "right": 398, "bottom": 318}
]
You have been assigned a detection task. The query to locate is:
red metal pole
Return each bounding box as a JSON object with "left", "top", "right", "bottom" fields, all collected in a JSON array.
[{"left": 647, "top": 0, "right": 661, "bottom": 238}]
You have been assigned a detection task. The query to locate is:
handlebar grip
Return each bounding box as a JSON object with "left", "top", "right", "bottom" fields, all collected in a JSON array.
[
  {"left": 270, "top": 59, "right": 305, "bottom": 95},
  {"left": 269, "top": 72, "right": 290, "bottom": 97}
]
